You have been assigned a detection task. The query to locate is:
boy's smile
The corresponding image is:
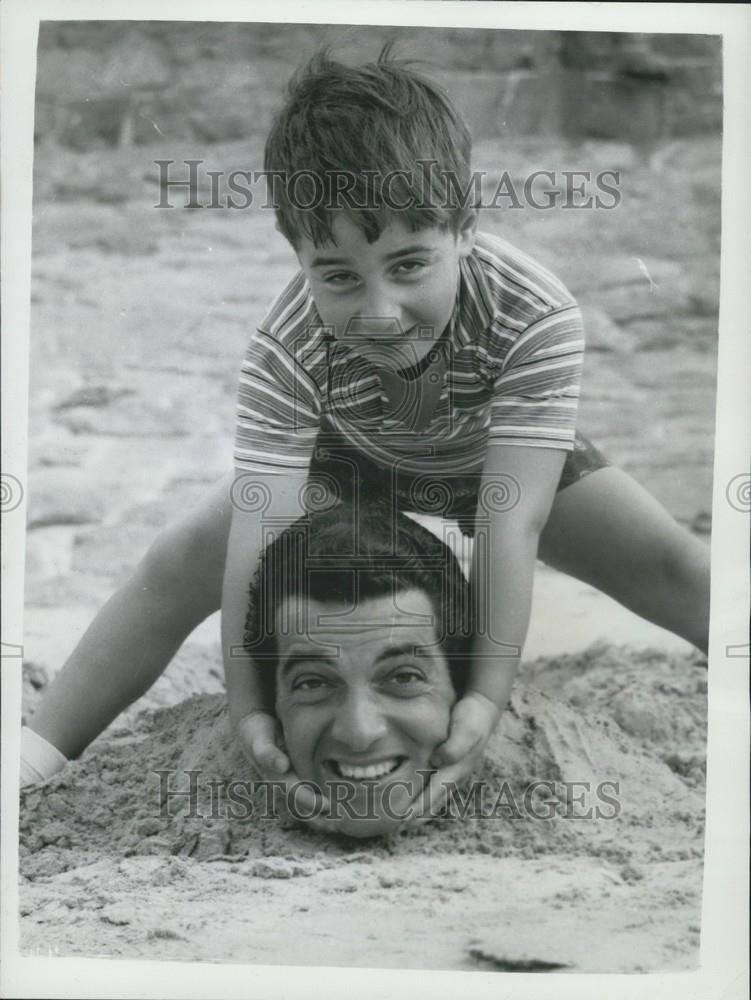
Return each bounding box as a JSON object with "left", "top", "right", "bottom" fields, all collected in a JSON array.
[{"left": 296, "top": 213, "right": 477, "bottom": 372}]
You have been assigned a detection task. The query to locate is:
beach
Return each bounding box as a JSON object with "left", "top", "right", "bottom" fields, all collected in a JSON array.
[
  {"left": 19, "top": 129, "right": 717, "bottom": 971},
  {"left": 20, "top": 643, "right": 707, "bottom": 971}
]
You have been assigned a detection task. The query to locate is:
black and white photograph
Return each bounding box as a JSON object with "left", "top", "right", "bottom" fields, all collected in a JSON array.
[{"left": 1, "top": 2, "right": 748, "bottom": 997}]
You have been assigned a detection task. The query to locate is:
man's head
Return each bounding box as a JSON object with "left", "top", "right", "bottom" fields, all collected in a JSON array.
[
  {"left": 244, "top": 501, "right": 472, "bottom": 836},
  {"left": 264, "top": 48, "right": 478, "bottom": 370}
]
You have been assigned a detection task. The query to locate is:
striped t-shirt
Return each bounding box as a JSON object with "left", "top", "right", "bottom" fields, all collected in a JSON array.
[{"left": 235, "top": 231, "right": 585, "bottom": 480}]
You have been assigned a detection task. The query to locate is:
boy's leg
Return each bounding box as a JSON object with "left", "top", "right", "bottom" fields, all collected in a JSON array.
[
  {"left": 537, "top": 466, "right": 710, "bottom": 653},
  {"left": 28, "top": 473, "right": 234, "bottom": 758}
]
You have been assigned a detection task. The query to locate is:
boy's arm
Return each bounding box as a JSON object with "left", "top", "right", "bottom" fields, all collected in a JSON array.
[
  {"left": 222, "top": 468, "right": 341, "bottom": 824},
  {"left": 221, "top": 469, "right": 308, "bottom": 736},
  {"left": 463, "top": 442, "right": 565, "bottom": 716},
  {"left": 414, "top": 443, "right": 565, "bottom": 817},
  {"left": 413, "top": 297, "right": 584, "bottom": 817},
  {"left": 432, "top": 300, "right": 584, "bottom": 763}
]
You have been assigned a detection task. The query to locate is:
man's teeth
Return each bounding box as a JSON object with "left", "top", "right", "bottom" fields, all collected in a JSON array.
[{"left": 335, "top": 758, "right": 401, "bottom": 779}]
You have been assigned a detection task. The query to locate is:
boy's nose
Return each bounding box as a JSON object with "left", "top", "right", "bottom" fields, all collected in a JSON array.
[
  {"left": 347, "top": 288, "right": 406, "bottom": 340},
  {"left": 329, "top": 690, "right": 389, "bottom": 752},
  {"left": 346, "top": 315, "right": 406, "bottom": 341}
]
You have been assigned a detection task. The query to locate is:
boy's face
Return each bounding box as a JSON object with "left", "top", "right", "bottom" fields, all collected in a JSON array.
[
  {"left": 295, "top": 213, "right": 477, "bottom": 371},
  {"left": 274, "top": 588, "right": 456, "bottom": 837}
]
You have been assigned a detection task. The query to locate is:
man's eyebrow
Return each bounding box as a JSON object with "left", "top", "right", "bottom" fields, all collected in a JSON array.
[
  {"left": 374, "top": 641, "right": 429, "bottom": 664},
  {"left": 310, "top": 245, "right": 436, "bottom": 268},
  {"left": 279, "top": 650, "right": 335, "bottom": 677}
]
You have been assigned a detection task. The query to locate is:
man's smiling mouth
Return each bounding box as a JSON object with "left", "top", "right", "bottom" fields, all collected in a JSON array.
[{"left": 325, "top": 756, "right": 406, "bottom": 780}]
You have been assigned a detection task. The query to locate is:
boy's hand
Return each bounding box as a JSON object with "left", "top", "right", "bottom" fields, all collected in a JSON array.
[
  {"left": 432, "top": 689, "right": 501, "bottom": 768},
  {"left": 404, "top": 690, "right": 501, "bottom": 824},
  {"left": 235, "top": 711, "right": 334, "bottom": 830},
  {"left": 235, "top": 710, "right": 291, "bottom": 776}
]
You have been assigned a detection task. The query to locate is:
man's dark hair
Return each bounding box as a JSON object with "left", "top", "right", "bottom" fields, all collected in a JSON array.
[
  {"left": 244, "top": 499, "right": 473, "bottom": 706},
  {"left": 264, "top": 45, "right": 474, "bottom": 247}
]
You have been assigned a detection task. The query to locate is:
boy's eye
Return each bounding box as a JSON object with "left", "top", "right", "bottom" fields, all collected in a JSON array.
[
  {"left": 323, "top": 271, "right": 358, "bottom": 287},
  {"left": 393, "top": 260, "right": 427, "bottom": 276}
]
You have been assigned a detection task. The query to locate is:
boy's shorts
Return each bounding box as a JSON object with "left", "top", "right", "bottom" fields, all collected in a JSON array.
[{"left": 308, "top": 431, "right": 610, "bottom": 537}]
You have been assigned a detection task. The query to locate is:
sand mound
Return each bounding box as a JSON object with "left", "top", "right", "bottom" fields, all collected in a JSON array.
[
  {"left": 20, "top": 644, "right": 706, "bottom": 878},
  {"left": 18, "top": 644, "right": 707, "bottom": 971}
]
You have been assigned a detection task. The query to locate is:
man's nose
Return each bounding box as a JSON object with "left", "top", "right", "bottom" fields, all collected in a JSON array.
[{"left": 330, "top": 689, "right": 388, "bottom": 752}]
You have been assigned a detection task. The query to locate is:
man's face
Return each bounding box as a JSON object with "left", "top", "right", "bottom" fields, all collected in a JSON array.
[
  {"left": 295, "top": 213, "right": 476, "bottom": 371},
  {"left": 274, "top": 588, "right": 456, "bottom": 837}
]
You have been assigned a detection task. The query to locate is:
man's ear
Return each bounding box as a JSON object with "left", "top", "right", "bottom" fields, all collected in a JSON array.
[{"left": 456, "top": 208, "right": 479, "bottom": 258}]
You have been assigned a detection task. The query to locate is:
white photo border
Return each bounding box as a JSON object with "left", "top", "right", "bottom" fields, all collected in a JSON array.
[{"left": 2, "top": 2, "right": 748, "bottom": 998}]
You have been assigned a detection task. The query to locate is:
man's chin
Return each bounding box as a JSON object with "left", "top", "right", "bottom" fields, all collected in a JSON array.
[{"left": 300, "top": 768, "right": 431, "bottom": 838}]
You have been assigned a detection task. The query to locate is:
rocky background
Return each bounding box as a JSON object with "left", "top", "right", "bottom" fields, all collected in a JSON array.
[{"left": 35, "top": 24, "right": 721, "bottom": 150}]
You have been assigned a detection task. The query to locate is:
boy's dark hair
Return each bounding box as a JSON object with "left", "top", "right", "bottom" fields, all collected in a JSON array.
[
  {"left": 244, "top": 499, "right": 472, "bottom": 706},
  {"left": 264, "top": 45, "right": 474, "bottom": 247}
]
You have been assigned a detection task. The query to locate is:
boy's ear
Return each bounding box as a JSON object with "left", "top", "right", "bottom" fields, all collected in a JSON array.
[{"left": 456, "top": 209, "right": 479, "bottom": 258}]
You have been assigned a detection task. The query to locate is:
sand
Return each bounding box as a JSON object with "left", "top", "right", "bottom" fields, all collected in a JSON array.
[
  {"left": 19, "top": 643, "right": 707, "bottom": 972},
  {"left": 17, "top": 130, "right": 717, "bottom": 971}
]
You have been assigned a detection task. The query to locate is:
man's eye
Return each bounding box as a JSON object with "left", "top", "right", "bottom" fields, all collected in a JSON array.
[
  {"left": 388, "top": 668, "right": 424, "bottom": 686},
  {"left": 292, "top": 675, "right": 330, "bottom": 692}
]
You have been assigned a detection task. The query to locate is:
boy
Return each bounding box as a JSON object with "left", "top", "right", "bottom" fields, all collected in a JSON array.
[{"left": 22, "top": 50, "right": 709, "bottom": 820}]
